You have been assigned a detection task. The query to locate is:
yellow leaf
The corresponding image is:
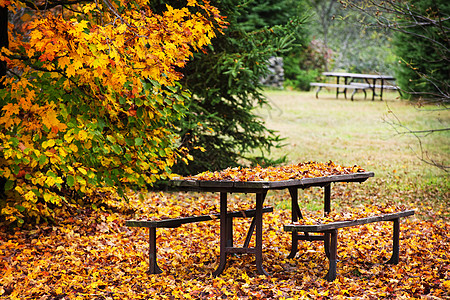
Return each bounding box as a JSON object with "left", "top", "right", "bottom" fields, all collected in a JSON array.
[
  {"left": 443, "top": 280, "right": 450, "bottom": 289},
  {"left": 69, "top": 144, "right": 78, "bottom": 153},
  {"left": 78, "top": 130, "right": 88, "bottom": 141},
  {"left": 42, "top": 139, "right": 55, "bottom": 149},
  {"left": 78, "top": 167, "right": 87, "bottom": 175},
  {"left": 59, "top": 147, "right": 68, "bottom": 157}
]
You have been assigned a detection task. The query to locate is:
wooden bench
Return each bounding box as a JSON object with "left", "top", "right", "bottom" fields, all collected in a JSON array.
[
  {"left": 350, "top": 82, "right": 402, "bottom": 95},
  {"left": 283, "top": 209, "right": 415, "bottom": 281},
  {"left": 126, "top": 206, "right": 273, "bottom": 274},
  {"left": 310, "top": 82, "right": 367, "bottom": 100},
  {"left": 350, "top": 82, "right": 400, "bottom": 90}
]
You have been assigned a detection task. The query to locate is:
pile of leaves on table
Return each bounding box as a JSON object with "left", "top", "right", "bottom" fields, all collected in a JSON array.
[
  {"left": 1, "top": 186, "right": 449, "bottom": 299},
  {"left": 181, "top": 161, "right": 366, "bottom": 182}
]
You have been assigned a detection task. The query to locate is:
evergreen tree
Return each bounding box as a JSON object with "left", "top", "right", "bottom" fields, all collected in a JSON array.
[
  {"left": 392, "top": 0, "right": 450, "bottom": 98},
  {"left": 155, "top": 0, "right": 307, "bottom": 175}
]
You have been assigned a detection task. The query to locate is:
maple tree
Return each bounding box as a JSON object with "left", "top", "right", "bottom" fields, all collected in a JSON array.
[{"left": 0, "top": 0, "right": 226, "bottom": 225}]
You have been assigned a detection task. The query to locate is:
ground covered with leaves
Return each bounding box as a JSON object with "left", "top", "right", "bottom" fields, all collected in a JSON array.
[{"left": 1, "top": 180, "right": 449, "bottom": 299}]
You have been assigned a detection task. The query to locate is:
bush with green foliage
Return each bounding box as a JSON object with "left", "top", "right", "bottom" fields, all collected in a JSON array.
[{"left": 392, "top": 0, "right": 450, "bottom": 98}]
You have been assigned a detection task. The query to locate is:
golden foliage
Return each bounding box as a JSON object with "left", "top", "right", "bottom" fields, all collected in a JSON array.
[{"left": 0, "top": 0, "right": 226, "bottom": 224}]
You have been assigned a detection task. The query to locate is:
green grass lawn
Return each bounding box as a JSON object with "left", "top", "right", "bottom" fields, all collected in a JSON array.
[{"left": 253, "top": 89, "right": 449, "bottom": 218}]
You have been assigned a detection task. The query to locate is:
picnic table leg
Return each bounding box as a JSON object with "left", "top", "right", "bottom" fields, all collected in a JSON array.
[
  {"left": 335, "top": 76, "right": 341, "bottom": 98},
  {"left": 315, "top": 86, "right": 322, "bottom": 99},
  {"left": 368, "top": 79, "right": 374, "bottom": 101},
  {"left": 325, "top": 229, "right": 338, "bottom": 281},
  {"left": 213, "top": 192, "right": 229, "bottom": 276},
  {"left": 255, "top": 192, "right": 269, "bottom": 276},
  {"left": 387, "top": 218, "right": 400, "bottom": 264},
  {"left": 324, "top": 231, "right": 331, "bottom": 259},
  {"left": 324, "top": 184, "right": 331, "bottom": 215},
  {"left": 343, "top": 77, "right": 348, "bottom": 99},
  {"left": 287, "top": 187, "right": 303, "bottom": 259},
  {"left": 148, "top": 227, "right": 163, "bottom": 274},
  {"left": 226, "top": 214, "right": 233, "bottom": 247}
]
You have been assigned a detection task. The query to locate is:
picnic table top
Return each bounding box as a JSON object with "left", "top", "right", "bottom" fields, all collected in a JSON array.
[
  {"left": 170, "top": 172, "right": 374, "bottom": 192},
  {"left": 322, "top": 72, "right": 395, "bottom": 80}
]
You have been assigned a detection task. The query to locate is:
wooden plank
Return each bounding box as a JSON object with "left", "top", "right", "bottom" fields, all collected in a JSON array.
[
  {"left": 126, "top": 207, "right": 273, "bottom": 228},
  {"left": 322, "top": 72, "right": 395, "bottom": 80},
  {"left": 170, "top": 172, "right": 374, "bottom": 191},
  {"left": 310, "top": 83, "right": 364, "bottom": 89},
  {"left": 350, "top": 83, "right": 399, "bottom": 90},
  {"left": 170, "top": 179, "right": 199, "bottom": 188},
  {"left": 233, "top": 180, "right": 292, "bottom": 189},
  {"left": 199, "top": 180, "right": 234, "bottom": 188},
  {"left": 283, "top": 210, "right": 414, "bottom": 232}
]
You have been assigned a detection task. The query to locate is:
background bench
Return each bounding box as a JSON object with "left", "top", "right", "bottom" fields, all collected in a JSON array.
[
  {"left": 350, "top": 82, "right": 400, "bottom": 91},
  {"left": 126, "top": 206, "right": 273, "bottom": 274},
  {"left": 310, "top": 82, "right": 367, "bottom": 100},
  {"left": 284, "top": 209, "right": 415, "bottom": 281}
]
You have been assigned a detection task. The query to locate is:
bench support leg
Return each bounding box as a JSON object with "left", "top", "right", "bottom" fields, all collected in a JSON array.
[
  {"left": 243, "top": 216, "right": 256, "bottom": 248},
  {"left": 387, "top": 218, "right": 400, "bottom": 264},
  {"left": 325, "top": 229, "right": 338, "bottom": 281},
  {"left": 148, "top": 227, "right": 163, "bottom": 274},
  {"left": 213, "top": 192, "right": 269, "bottom": 277},
  {"left": 287, "top": 187, "right": 304, "bottom": 259},
  {"left": 213, "top": 192, "right": 229, "bottom": 276},
  {"left": 226, "top": 215, "right": 233, "bottom": 247},
  {"left": 255, "top": 192, "right": 268, "bottom": 276},
  {"left": 315, "top": 87, "right": 322, "bottom": 99}
]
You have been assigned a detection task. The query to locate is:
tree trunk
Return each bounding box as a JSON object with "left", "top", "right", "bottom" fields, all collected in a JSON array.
[
  {"left": 1, "top": 6, "right": 8, "bottom": 89},
  {"left": 0, "top": 6, "right": 7, "bottom": 196}
]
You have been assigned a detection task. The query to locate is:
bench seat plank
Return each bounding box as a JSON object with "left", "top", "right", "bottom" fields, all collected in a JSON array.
[
  {"left": 310, "top": 82, "right": 363, "bottom": 89},
  {"left": 283, "top": 209, "right": 414, "bottom": 281},
  {"left": 349, "top": 82, "right": 400, "bottom": 90},
  {"left": 284, "top": 210, "right": 415, "bottom": 232},
  {"left": 126, "top": 206, "right": 273, "bottom": 228},
  {"left": 126, "top": 206, "right": 273, "bottom": 274},
  {"left": 309, "top": 82, "right": 367, "bottom": 100}
]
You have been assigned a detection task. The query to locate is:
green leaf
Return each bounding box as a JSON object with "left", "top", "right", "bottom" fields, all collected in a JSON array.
[
  {"left": 107, "top": 135, "right": 116, "bottom": 144},
  {"left": 135, "top": 137, "right": 144, "bottom": 146},
  {"left": 10, "top": 137, "right": 19, "bottom": 147},
  {"left": 39, "top": 155, "right": 48, "bottom": 166},
  {"left": 15, "top": 205, "right": 26, "bottom": 212},
  {"left": 12, "top": 165, "right": 20, "bottom": 175},
  {"left": 67, "top": 175, "right": 75, "bottom": 187},
  {"left": 111, "top": 144, "right": 122, "bottom": 155},
  {"left": 5, "top": 180, "right": 14, "bottom": 191}
]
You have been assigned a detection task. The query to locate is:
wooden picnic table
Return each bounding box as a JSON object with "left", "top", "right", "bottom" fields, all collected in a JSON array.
[
  {"left": 322, "top": 72, "right": 396, "bottom": 100},
  {"left": 170, "top": 171, "right": 375, "bottom": 276}
]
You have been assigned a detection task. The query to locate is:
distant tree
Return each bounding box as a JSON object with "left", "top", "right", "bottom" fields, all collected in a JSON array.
[
  {"left": 0, "top": 7, "right": 7, "bottom": 89},
  {"left": 305, "top": 0, "right": 338, "bottom": 72},
  {"left": 343, "top": 0, "right": 449, "bottom": 102},
  {"left": 237, "top": 0, "right": 302, "bottom": 30},
  {"left": 342, "top": 0, "right": 449, "bottom": 171},
  {"left": 306, "top": 0, "right": 395, "bottom": 74},
  {"left": 391, "top": 0, "right": 449, "bottom": 101}
]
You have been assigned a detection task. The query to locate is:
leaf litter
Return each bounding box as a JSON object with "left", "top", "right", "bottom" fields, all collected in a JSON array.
[{"left": 1, "top": 183, "right": 449, "bottom": 299}]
